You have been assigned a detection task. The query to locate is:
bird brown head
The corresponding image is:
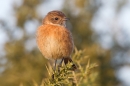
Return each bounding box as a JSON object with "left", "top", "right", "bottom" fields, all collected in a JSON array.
[{"left": 42, "top": 10, "right": 69, "bottom": 27}]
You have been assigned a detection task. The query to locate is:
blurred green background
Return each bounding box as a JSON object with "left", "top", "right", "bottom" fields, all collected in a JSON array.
[{"left": 0, "top": 0, "right": 130, "bottom": 86}]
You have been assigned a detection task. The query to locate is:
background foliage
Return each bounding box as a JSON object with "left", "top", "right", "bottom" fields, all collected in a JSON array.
[{"left": 0, "top": 0, "right": 129, "bottom": 86}]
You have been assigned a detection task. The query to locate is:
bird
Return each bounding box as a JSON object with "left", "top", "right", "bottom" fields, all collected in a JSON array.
[{"left": 36, "top": 10, "right": 76, "bottom": 70}]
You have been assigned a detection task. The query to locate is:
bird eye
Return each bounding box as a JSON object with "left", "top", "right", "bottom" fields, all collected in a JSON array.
[{"left": 55, "top": 17, "right": 58, "bottom": 20}]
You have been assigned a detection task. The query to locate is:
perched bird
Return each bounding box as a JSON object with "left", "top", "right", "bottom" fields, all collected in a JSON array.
[{"left": 36, "top": 10, "right": 76, "bottom": 70}]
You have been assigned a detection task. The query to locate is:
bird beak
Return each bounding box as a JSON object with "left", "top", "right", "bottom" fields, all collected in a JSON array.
[{"left": 63, "top": 17, "right": 69, "bottom": 21}]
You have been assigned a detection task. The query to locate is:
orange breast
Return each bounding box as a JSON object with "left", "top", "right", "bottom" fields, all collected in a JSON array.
[{"left": 36, "top": 24, "right": 74, "bottom": 60}]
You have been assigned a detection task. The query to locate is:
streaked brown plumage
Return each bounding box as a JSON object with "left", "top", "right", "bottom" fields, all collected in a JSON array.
[{"left": 36, "top": 10, "right": 76, "bottom": 70}]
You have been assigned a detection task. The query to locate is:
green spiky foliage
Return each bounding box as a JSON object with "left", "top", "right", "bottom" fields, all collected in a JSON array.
[{"left": 33, "top": 49, "right": 98, "bottom": 86}]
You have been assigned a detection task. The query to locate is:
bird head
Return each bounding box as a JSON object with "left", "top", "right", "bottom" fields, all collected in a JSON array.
[{"left": 43, "top": 10, "right": 69, "bottom": 27}]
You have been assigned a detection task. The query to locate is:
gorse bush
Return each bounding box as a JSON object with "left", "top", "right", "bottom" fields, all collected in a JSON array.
[{"left": 33, "top": 48, "right": 98, "bottom": 86}]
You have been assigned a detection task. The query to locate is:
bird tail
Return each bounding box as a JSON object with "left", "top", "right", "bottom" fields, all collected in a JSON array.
[{"left": 63, "top": 57, "right": 77, "bottom": 71}]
